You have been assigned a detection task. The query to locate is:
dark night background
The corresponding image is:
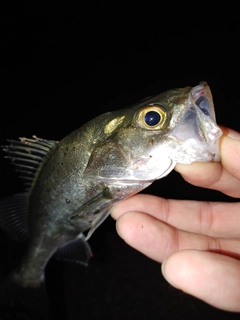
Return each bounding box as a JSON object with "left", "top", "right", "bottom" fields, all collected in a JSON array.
[{"left": 1, "top": 2, "right": 240, "bottom": 320}]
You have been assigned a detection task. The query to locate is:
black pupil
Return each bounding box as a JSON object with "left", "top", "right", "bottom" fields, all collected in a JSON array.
[{"left": 145, "top": 111, "right": 161, "bottom": 126}]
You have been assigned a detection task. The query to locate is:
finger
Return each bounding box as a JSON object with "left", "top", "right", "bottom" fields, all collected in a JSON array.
[
  {"left": 175, "top": 162, "right": 240, "bottom": 198},
  {"left": 115, "top": 211, "right": 240, "bottom": 262},
  {"left": 175, "top": 130, "right": 240, "bottom": 197},
  {"left": 111, "top": 194, "right": 240, "bottom": 238},
  {"left": 162, "top": 250, "right": 240, "bottom": 312},
  {"left": 221, "top": 127, "right": 240, "bottom": 180}
]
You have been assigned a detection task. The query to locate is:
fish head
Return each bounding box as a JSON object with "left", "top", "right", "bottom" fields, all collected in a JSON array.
[{"left": 85, "top": 82, "right": 222, "bottom": 182}]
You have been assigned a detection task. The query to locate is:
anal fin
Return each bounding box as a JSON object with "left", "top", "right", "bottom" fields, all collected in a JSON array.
[{"left": 54, "top": 234, "right": 93, "bottom": 266}]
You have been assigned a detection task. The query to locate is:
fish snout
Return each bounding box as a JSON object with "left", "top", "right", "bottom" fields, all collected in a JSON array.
[{"left": 168, "top": 82, "right": 222, "bottom": 163}]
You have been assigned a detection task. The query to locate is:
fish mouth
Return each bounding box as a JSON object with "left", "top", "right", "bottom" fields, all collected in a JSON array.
[{"left": 168, "top": 81, "right": 223, "bottom": 164}]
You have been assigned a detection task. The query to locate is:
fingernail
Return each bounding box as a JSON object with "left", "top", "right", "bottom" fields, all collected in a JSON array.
[
  {"left": 161, "top": 259, "right": 166, "bottom": 276},
  {"left": 220, "top": 126, "right": 240, "bottom": 140},
  {"left": 161, "top": 260, "right": 173, "bottom": 285},
  {"left": 228, "top": 130, "right": 240, "bottom": 140},
  {"left": 161, "top": 259, "right": 181, "bottom": 289}
]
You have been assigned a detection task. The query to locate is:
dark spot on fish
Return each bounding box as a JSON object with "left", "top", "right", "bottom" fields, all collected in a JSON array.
[
  {"left": 65, "top": 198, "right": 70, "bottom": 203},
  {"left": 93, "top": 209, "right": 100, "bottom": 215}
]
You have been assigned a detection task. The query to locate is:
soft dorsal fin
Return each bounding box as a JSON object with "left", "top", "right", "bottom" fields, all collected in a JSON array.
[
  {"left": 2, "top": 136, "right": 58, "bottom": 191},
  {"left": 0, "top": 192, "right": 29, "bottom": 242}
]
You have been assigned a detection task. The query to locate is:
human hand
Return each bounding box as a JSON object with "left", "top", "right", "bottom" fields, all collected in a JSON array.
[{"left": 111, "top": 126, "right": 240, "bottom": 312}]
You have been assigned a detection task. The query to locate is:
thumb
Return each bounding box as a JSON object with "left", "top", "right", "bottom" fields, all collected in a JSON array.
[{"left": 161, "top": 250, "right": 240, "bottom": 312}]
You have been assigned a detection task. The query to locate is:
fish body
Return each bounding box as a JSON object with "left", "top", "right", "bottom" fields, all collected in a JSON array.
[{"left": 0, "top": 81, "right": 222, "bottom": 290}]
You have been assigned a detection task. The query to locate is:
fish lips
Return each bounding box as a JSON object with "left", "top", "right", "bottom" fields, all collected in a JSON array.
[{"left": 168, "top": 82, "right": 223, "bottom": 164}]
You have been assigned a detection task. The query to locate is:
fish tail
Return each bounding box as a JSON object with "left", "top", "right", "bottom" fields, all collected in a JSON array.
[
  {"left": 0, "top": 194, "right": 51, "bottom": 318},
  {"left": 0, "top": 273, "right": 51, "bottom": 320}
]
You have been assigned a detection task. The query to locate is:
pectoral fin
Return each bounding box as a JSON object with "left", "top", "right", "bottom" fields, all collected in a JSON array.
[
  {"left": 85, "top": 206, "right": 112, "bottom": 240},
  {"left": 70, "top": 188, "right": 113, "bottom": 240}
]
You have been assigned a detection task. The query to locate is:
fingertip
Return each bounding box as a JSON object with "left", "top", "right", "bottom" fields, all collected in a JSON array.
[
  {"left": 161, "top": 250, "right": 216, "bottom": 288},
  {"left": 161, "top": 250, "right": 240, "bottom": 312},
  {"left": 175, "top": 162, "right": 221, "bottom": 187},
  {"left": 161, "top": 251, "right": 189, "bottom": 290},
  {"left": 114, "top": 211, "right": 134, "bottom": 240}
]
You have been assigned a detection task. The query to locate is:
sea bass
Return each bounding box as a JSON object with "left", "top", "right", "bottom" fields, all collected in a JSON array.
[{"left": 0, "top": 82, "right": 222, "bottom": 292}]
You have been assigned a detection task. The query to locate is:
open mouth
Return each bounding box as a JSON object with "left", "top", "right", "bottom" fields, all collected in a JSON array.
[{"left": 168, "top": 82, "right": 222, "bottom": 164}]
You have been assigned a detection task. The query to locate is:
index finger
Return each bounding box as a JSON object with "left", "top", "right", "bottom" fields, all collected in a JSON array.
[{"left": 111, "top": 194, "right": 240, "bottom": 238}]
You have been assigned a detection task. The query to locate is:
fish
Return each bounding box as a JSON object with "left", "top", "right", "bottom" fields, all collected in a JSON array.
[{"left": 0, "top": 81, "right": 222, "bottom": 316}]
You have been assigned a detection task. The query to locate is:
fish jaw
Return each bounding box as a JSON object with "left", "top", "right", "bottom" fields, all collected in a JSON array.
[{"left": 167, "top": 82, "right": 222, "bottom": 164}]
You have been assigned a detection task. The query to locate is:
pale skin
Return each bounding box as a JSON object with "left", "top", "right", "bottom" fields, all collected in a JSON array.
[{"left": 111, "top": 126, "right": 240, "bottom": 312}]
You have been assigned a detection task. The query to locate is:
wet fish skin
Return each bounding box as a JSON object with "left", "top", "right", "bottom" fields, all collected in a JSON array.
[{"left": 0, "top": 81, "right": 222, "bottom": 289}]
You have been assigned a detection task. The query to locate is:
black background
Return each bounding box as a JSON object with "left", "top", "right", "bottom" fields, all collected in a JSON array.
[{"left": 1, "top": 2, "right": 240, "bottom": 319}]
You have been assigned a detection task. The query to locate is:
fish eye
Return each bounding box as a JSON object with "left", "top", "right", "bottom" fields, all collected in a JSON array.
[
  {"left": 144, "top": 111, "right": 161, "bottom": 126},
  {"left": 137, "top": 105, "right": 167, "bottom": 130}
]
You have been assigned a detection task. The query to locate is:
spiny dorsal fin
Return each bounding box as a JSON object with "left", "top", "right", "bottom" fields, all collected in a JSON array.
[{"left": 2, "top": 136, "right": 59, "bottom": 191}]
